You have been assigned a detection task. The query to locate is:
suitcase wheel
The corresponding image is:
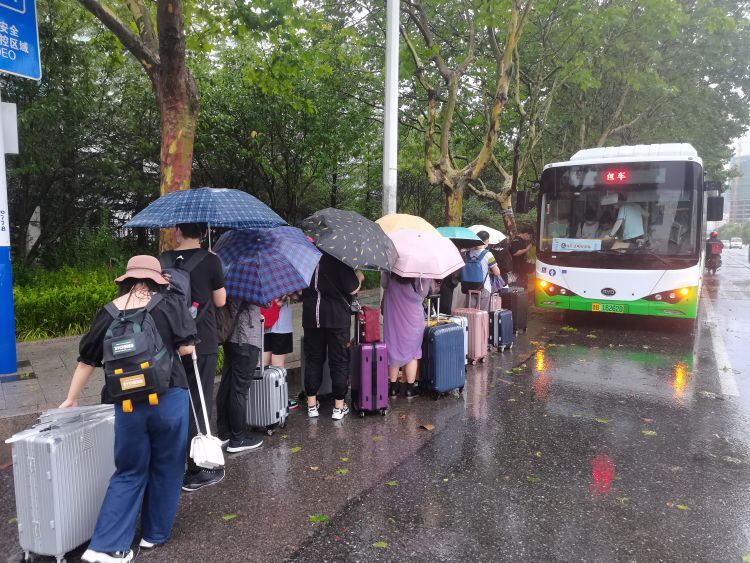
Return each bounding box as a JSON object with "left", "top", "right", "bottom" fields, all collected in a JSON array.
[
  {"left": 148, "top": 393, "right": 159, "bottom": 406},
  {"left": 122, "top": 399, "right": 133, "bottom": 413},
  {"left": 508, "top": 342, "right": 514, "bottom": 349},
  {"left": 359, "top": 411, "right": 366, "bottom": 418},
  {"left": 380, "top": 408, "right": 388, "bottom": 416},
  {"left": 458, "top": 386, "right": 464, "bottom": 394},
  {"left": 266, "top": 428, "right": 274, "bottom": 436},
  {"left": 500, "top": 345, "right": 506, "bottom": 352}
]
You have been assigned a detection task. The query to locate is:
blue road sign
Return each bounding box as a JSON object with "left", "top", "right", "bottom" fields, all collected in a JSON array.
[{"left": 0, "top": 0, "right": 40, "bottom": 80}]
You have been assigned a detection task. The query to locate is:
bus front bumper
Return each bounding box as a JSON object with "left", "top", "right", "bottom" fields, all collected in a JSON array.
[{"left": 535, "top": 290, "right": 698, "bottom": 319}]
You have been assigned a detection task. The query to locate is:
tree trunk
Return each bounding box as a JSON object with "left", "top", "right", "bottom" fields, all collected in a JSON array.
[
  {"left": 499, "top": 192, "right": 517, "bottom": 238},
  {"left": 444, "top": 177, "right": 463, "bottom": 226}
]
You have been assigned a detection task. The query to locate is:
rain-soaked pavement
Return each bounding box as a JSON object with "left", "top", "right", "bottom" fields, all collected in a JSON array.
[{"left": 1, "top": 248, "right": 749, "bottom": 562}]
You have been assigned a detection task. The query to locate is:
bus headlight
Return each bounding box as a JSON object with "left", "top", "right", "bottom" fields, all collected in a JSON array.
[
  {"left": 536, "top": 279, "right": 577, "bottom": 297},
  {"left": 645, "top": 287, "right": 692, "bottom": 304}
]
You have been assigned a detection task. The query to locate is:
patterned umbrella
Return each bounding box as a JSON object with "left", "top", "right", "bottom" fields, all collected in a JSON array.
[
  {"left": 376, "top": 213, "right": 438, "bottom": 234},
  {"left": 213, "top": 227, "right": 321, "bottom": 305},
  {"left": 437, "top": 226, "right": 483, "bottom": 249},
  {"left": 124, "top": 188, "right": 286, "bottom": 230},
  {"left": 302, "top": 208, "right": 397, "bottom": 271}
]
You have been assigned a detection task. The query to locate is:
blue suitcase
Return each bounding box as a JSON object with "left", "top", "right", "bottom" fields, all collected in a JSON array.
[
  {"left": 420, "top": 322, "right": 466, "bottom": 396},
  {"left": 489, "top": 309, "right": 514, "bottom": 352}
]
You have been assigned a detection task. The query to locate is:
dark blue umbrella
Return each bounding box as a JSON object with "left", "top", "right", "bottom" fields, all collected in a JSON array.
[
  {"left": 124, "top": 188, "right": 286, "bottom": 230},
  {"left": 214, "top": 227, "right": 322, "bottom": 305}
]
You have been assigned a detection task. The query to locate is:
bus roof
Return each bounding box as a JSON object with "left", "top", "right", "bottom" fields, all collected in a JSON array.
[{"left": 544, "top": 143, "right": 702, "bottom": 170}]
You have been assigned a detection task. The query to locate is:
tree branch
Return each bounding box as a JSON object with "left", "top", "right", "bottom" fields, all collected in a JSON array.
[
  {"left": 78, "top": 0, "right": 159, "bottom": 73},
  {"left": 123, "top": 0, "right": 158, "bottom": 54}
]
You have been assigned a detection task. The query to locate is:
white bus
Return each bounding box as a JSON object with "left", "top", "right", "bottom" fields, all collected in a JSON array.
[{"left": 534, "top": 144, "right": 723, "bottom": 319}]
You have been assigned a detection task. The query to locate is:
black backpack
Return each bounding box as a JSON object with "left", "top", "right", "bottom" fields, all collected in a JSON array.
[
  {"left": 102, "top": 293, "right": 173, "bottom": 409},
  {"left": 491, "top": 241, "right": 514, "bottom": 273},
  {"left": 158, "top": 250, "right": 209, "bottom": 310}
]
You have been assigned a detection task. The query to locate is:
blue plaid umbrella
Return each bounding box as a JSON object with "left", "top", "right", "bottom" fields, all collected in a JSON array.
[
  {"left": 124, "top": 188, "right": 286, "bottom": 230},
  {"left": 213, "top": 227, "right": 322, "bottom": 305}
]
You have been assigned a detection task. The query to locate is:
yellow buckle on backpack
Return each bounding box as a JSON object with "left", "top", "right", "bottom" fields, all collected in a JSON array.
[
  {"left": 148, "top": 393, "right": 159, "bottom": 406},
  {"left": 114, "top": 368, "right": 124, "bottom": 375},
  {"left": 122, "top": 400, "right": 133, "bottom": 413},
  {"left": 140, "top": 362, "right": 150, "bottom": 369}
]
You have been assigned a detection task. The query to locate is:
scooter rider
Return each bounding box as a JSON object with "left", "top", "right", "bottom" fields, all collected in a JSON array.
[{"left": 706, "top": 231, "right": 723, "bottom": 271}]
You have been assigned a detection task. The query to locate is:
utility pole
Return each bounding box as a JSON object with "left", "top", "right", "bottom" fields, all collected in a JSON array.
[{"left": 381, "top": 0, "right": 399, "bottom": 216}]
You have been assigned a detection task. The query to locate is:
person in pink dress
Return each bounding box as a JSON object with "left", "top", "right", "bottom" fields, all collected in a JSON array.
[{"left": 382, "top": 273, "right": 430, "bottom": 398}]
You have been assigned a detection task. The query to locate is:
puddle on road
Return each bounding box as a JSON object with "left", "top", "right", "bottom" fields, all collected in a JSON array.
[{"left": 529, "top": 342, "right": 695, "bottom": 406}]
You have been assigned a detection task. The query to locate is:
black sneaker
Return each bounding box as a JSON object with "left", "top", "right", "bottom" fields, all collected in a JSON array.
[
  {"left": 404, "top": 384, "right": 417, "bottom": 398},
  {"left": 181, "top": 468, "right": 225, "bottom": 492},
  {"left": 389, "top": 382, "right": 399, "bottom": 397},
  {"left": 226, "top": 436, "right": 263, "bottom": 453}
]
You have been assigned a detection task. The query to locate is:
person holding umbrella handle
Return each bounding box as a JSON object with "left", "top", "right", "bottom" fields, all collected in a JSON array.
[{"left": 301, "top": 253, "right": 364, "bottom": 420}]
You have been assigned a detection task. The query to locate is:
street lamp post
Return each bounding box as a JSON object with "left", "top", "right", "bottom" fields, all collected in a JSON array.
[{"left": 381, "top": 0, "right": 399, "bottom": 216}]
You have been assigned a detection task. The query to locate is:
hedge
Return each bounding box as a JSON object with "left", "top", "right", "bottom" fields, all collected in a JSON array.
[{"left": 13, "top": 267, "right": 117, "bottom": 341}]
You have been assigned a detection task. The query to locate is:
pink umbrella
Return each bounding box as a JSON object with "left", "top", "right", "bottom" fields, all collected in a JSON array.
[{"left": 388, "top": 229, "right": 465, "bottom": 279}]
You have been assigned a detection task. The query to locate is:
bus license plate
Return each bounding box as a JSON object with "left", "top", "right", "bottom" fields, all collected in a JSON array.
[{"left": 592, "top": 303, "right": 625, "bottom": 314}]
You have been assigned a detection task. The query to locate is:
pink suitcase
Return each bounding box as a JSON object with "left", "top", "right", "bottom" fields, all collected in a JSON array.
[
  {"left": 489, "top": 293, "right": 502, "bottom": 312},
  {"left": 453, "top": 291, "right": 489, "bottom": 365}
]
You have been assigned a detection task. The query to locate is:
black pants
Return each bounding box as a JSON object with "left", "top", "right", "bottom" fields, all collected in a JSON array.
[
  {"left": 183, "top": 352, "right": 217, "bottom": 473},
  {"left": 303, "top": 327, "right": 350, "bottom": 401},
  {"left": 216, "top": 343, "right": 260, "bottom": 441}
]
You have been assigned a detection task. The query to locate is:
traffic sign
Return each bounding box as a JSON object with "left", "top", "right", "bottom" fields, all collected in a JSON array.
[{"left": 0, "top": 0, "right": 41, "bottom": 80}]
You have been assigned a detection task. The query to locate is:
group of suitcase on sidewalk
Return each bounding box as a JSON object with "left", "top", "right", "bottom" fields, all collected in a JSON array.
[{"left": 306, "top": 284, "right": 529, "bottom": 411}]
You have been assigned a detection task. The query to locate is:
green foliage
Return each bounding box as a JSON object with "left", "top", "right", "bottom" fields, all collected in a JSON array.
[{"left": 13, "top": 267, "right": 117, "bottom": 340}]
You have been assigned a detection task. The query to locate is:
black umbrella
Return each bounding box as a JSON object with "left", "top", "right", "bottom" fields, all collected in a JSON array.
[{"left": 302, "top": 208, "right": 398, "bottom": 271}]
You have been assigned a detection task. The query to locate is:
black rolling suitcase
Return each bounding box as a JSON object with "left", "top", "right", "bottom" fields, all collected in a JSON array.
[{"left": 502, "top": 287, "right": 528, "bottom": 333}]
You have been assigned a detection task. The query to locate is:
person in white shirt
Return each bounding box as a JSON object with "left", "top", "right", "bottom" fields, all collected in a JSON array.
[
  {"left": 607, "top": 193, "right": 648, "bottom": 242},
  {"left": 577, "top": 210, "right": 600, "bottom": 239}
]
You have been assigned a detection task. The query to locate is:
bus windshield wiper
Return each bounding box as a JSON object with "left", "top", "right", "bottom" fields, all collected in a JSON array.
[{"left": 633, "top": 248, "right": 671, "bottom": 267}]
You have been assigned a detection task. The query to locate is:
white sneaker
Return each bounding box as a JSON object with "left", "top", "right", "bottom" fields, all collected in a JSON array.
[
  {"left": 331, "top": 404, "right": 350, "bottom": 420},
  {"left": 139, "top": 538, "right": 157, "bottom": 549},
  {"left": 308, "top": 401, "right": 320, "bottom": 418},
  {"left": 81, "top": 549, "right": 134, "bottom": 563}
]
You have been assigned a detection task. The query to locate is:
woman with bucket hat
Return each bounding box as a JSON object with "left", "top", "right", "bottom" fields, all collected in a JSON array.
[{"left": 60, "top": 255, "right": 197, "bottom": 563}]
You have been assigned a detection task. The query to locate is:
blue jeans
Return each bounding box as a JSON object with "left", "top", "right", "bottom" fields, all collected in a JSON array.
[{"left": 89, "top": 387, "right": 188, "bottom": 553}]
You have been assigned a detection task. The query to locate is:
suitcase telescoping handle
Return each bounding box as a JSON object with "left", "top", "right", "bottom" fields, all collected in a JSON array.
[
  {"left": 467, "top": 289, "right": 481, "bottom": 310},
  {"left": 425, "top": 295, "right": 441, "bottom": 323},
  {"left": 190, "top": 350, "right": 216, "bottom": 438},
  {"left": 254, "top": 314, "right": 266, "bottom": 381}
]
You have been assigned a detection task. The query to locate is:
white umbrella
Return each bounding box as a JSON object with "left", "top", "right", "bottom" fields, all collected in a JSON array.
[{"left": 467, "top": 224, "right": 507, "bottom": 245}]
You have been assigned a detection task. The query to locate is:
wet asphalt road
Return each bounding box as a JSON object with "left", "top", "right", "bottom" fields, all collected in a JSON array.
[{"left": 2, "top": 248, "right": 749, "bottom": 562}]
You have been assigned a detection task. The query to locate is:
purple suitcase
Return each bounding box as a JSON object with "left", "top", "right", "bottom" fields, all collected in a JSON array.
[{"left": 350, "top": 342, "right": 389, "bottom": 416}]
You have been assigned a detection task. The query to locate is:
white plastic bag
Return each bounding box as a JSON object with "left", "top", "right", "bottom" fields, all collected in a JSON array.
[{"left": 188, "top": 351, "right": 225, "bottom": 469}]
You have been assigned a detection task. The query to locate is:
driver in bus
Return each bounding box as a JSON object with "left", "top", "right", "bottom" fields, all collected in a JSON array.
[{"left": 605, "top": 193, "right": 649, "bottom": 245}]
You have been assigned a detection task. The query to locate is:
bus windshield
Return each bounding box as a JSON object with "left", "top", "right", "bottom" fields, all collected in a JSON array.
[{"left": 539, "top": 161, "right": 700, "bottom": 257}]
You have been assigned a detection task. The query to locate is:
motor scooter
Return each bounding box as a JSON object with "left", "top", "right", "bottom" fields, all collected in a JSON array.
[{"left": 706, "top": 253, "right": 721, "bottom": 275}]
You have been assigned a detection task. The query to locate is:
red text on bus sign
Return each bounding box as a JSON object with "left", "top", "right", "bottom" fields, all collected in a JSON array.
[{"left": 603, "top": 169, "right": 629, "bottom": 183}]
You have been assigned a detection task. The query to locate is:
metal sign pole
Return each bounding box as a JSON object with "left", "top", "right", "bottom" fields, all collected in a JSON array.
[{"left": 0, "top": 90, "right": 16, "bottom": 375}]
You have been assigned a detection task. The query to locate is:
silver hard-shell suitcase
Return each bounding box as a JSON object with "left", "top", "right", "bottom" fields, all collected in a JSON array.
[
  {"left": 6, "top": 406, "right": 115, "bottom": 562},
  {"left": 247, "top": 365, "right": 289, "bottom": 435}
]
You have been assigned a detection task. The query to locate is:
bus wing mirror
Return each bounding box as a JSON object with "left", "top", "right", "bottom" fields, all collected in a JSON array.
[
  {"left": 704, "top": 180, "right": 722, "bottom": 194},
  {"left": 706, "top": 196, "right": 724, "bottom": 221},
  {"left": 515, "top": 190, "right": 535, "bottom": 214}
]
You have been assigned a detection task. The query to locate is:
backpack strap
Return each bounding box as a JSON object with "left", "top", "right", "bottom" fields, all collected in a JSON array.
[
  {"left": 144, "top": 292, "right": 164, "bottom": 313},
  {"left": 181, "top": 249, "right": 209, "bottom": 273}
]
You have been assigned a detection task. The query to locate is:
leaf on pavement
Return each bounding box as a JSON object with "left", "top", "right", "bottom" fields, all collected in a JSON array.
[
  {"left": 676, "top": 504, "right": 689, "bottom": 510},
  {"left": 642, "top": 430, "right": 657, "bottom": 437},
  {"left": 373, "top": 541, "right": 389, "bottom": 549},
  {"left": 222, "top": 514, "right": 237, "bottom": 521},
  {"left": 290, "top": 446, "right": 302, "bottom": 453},
  {"left": 340, "top": 457, "right": 349, "bottom": 462},
  {"left": 335, "top": 468, "right": 350, "bottom": 476},
  {"left": 571, "top": 412, "right": 585, "bottom": 418},
  {"left": 8, "top": 517, "right": 16, "bottom": 524},
  {"left": 527, "top": 475, "right": 541, "bottom": 483},
  {"left": 562, "top": 326, "right": 578, "bottom": 332},
  {"left": 372, "top": 435, "right": 383, "bottom": 442},
  {"left": 586, "top": 334, "right": 597, "bottom": 339},
  {"left": 641, "top": 418, "right": 654, "bottom": 423},
  {"left": 420, "top": 423, "right": 435, "bottom": 431},
  {"left": 308, "top": 514, "right": 329, "bottom": 523},
  {"left": 387, "top": 480, "right": 398, "bottom": 487},
  {"left": 535, "top": 451, "right": 542, "bottom": 458},
  {"left": 595, "top": 418, "right": 610, "bottom": 424},
  {"left": 309, "top": 466, "right": 320, "bottom": 471},
  {"left": 507, "top": 398, "right": 517, "bottom": 402},
  {"left": 615, "top": 497, "right": 630, "bottom": 505},
  {"left": 280, "top": 435, "right": 288, "bottom": 439}
]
